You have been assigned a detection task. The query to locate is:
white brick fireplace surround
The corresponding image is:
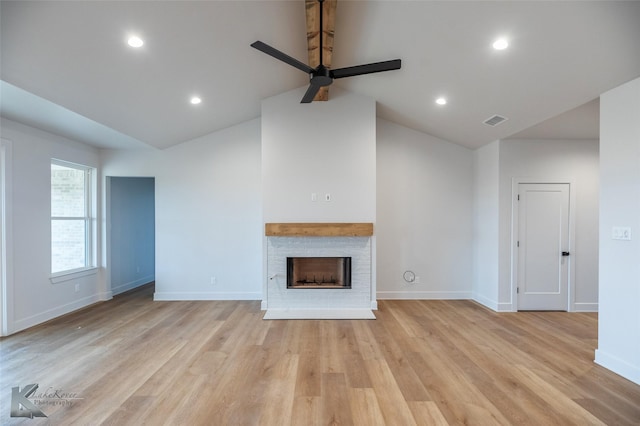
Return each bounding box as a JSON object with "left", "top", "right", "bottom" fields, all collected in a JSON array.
[{"left": 263, "top": 223, "right": 376, "bottom": 319}]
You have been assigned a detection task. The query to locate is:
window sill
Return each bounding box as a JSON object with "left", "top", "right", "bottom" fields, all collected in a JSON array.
[{"left": 50, "top": 267, "right": 98, "bottom": 284}]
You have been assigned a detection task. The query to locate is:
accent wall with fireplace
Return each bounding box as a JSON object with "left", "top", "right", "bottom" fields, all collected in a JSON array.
[{"left": 261, "top": 87, "right": 377, "bottom": 319}]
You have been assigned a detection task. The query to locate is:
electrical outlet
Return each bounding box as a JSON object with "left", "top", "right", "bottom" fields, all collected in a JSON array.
[
  {"left": 74, "top": 283, "right": 80, "bottom": 292},
  {"left": 311, "top": 193, "right": 317, "bottom": 202},
  {"left": 210, "top": 276, "right": 217, "bottom": 286}
]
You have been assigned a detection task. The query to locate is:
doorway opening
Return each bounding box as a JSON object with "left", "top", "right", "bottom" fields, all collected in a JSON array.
[{"left": 107, "top": 177, "right": 155, "bottom": 297}]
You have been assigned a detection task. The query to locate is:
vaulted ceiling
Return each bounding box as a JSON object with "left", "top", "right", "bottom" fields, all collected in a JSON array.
[{"left": 1, "top": 1, "right": 639, "bottom": 150}]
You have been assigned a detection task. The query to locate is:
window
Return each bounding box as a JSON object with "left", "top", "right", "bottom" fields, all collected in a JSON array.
[{"left": 51, "top": 160, "right": 95, "bottom": 275}]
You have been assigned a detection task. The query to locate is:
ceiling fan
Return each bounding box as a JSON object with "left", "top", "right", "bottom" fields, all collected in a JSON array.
[{"left": 251, "top": 0, "right": 401, "bottom": 103}]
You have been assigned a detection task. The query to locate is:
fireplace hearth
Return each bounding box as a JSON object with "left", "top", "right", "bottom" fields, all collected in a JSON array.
[
  {"left": 287, "top": 257, "right": 351, "bottom": 289},
  {"left": 264, "top": 233, "right": 375, "bottom": 319}
]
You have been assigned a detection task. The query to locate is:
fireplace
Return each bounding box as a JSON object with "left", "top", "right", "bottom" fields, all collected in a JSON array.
[
  {"left": 263, "top": 223, "right": 375, "bottom": 319},
  {"left": 287, "top": 257, "right": 351, "bottom": 289}
]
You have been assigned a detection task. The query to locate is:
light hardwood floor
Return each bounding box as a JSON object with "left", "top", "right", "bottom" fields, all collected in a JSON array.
[{"left": 1, "top": 284, "right": 639, "bottom": 425}]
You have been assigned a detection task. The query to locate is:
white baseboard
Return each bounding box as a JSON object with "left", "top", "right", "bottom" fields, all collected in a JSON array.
[
  {"left": 111, "top": 275, "right": 154, "bottom": 296},
  {"left": 263, "top": 308, "right": 376, "bottom": 320},
  {"left": 153, "top": 291, "right": 262, "bottom": 301},
  {"left": 11, "top": 293, "right": 106, "bottom": 334},
  {"left": 472, "top": 297, "right": 597, "bottom": 313},
  {"left": 471, "top": 296, "right": 515, "bottom": 312},
  {"left": 573, "top": 302, "right": 598, "bottom": 312},
  {"left": 377, "top": 291, "right": 473, "bottom": 300},
  {"left": 595, "top": 349, "right": 640, "bottom": 386},
  {"left": 495, "top": 303, "right": 514, "bottom": 312},
  {"left": 472, "top": 294, "right": 499, "bottom": 311},
  {"left": 376, "top": 291, "right": 515, "bottom": 312},
  {"left": 100, "top": 290, "right": 113, "bottom": 301}
]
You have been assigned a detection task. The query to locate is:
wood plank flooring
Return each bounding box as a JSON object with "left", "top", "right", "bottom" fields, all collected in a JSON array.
[{"left": 1, "top": 284, "right": 639, "bottom": 425}]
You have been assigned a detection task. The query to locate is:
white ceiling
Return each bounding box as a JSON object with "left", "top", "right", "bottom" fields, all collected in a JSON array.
[{"left": 1, "top": 1, "right": 639, "bottom": 150}]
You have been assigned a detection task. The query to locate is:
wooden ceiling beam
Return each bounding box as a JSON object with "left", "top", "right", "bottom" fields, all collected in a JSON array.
[{"left": 305, "top": 0, "right": 336, "bottom": 101}]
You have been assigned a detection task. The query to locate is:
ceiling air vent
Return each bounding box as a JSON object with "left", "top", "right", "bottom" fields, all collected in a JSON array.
[{"left": 483, "top": 115, "right": 508, "bottom": 127}]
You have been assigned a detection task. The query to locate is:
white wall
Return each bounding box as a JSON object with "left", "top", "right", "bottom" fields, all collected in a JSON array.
[
  {"left": 376, "top": 119, "right": 474, "bottom": 299},
  {"left": 0, "top": 137, "right": 10, "bottom": 335},
  {"left": 0, "top": 118, "right": 104, "bottom": 334},
  {"left": 496, "top": 139, "right": 600, "bottom": 311},
  {"left": 262, "top": 87, "right": 376, "bottom": 223},
  {"left": 261, "top": 87, "right": 377, "bottom": 311},
  {"left": 472, "top": 141, "right": 500, "bottom": 308},
  {"left": 102, "top": 118, "right": 263, "bottom": 301},
  {"left": 3, "top": 86, "right": 604, "bottom": 334},
  {"left": 596, "top": 76, "right": 640, "bottom": 385}
]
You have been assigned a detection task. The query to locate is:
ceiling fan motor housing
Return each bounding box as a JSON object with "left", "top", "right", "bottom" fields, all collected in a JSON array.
[
  {"left": 312, "top": 65, "right": 333, "bottom": 87},
  {"left": 251, "top": 0, "right": 401, "bottom": 102}
]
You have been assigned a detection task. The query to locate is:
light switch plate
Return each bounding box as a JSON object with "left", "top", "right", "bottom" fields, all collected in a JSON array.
[{"left": 612, "top": 226, "right": 632, "bottom": 240}]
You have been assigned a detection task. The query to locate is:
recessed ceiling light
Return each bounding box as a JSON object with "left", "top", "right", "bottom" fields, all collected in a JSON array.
[
  {"left": 435, "top": 97, "right": 447, "bottom": 106},
  {"left": 492, "top": 38, "right": 509, "bottom": 50},
  {"left": 190, "top": 96, "right": 202, "bottom": 105},
  {"left": 127, "top": 36, "right": 144, "bottom": 48}
]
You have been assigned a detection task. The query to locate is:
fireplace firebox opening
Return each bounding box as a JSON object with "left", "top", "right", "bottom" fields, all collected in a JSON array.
[{"left": 287, "top": 257, "right": 352, "bottom": 289}]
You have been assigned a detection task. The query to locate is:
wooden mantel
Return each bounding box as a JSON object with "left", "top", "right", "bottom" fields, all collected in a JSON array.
[{"left": 265, "top": 222, "right": 373, "bottom": 237}]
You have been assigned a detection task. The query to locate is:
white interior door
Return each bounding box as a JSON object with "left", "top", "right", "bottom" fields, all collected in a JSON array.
[{"left": 517, "top": 183, "right": 570, "bottom": 311}]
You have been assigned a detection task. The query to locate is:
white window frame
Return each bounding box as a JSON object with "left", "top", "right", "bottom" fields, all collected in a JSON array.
[{"left": 50, "top": 159, "right": 97, "bottom": 281}]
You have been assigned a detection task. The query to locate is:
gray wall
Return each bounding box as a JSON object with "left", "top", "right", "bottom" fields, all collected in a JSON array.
[{"left": 108, "top": 176, "right": 155, "bottom": 295}]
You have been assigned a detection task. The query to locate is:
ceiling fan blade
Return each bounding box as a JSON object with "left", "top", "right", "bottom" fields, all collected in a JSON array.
[
  {"left": 301, "top": 83, "right": 322, "bottom": 103},
  {"left": 251, "top": 41, "right": 314, "bottom": 74},
  {"left": 331, "top": 59, "right": 401, "bottom": 79}
]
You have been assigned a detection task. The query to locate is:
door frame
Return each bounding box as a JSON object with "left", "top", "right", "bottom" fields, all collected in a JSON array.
[
  {"left": 510, "top": 177, "right": 577, "bottom": 312},
  {"left": 1, "top": 138, "right": 14, "bottom": 336},
  {"left": 105, "top": 176, "right": 156, "bottom": 297}
]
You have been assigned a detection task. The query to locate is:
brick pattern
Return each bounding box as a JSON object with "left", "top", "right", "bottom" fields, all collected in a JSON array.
[{"left": 266, "top": 237, "right": 372, "bottom": 309}]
